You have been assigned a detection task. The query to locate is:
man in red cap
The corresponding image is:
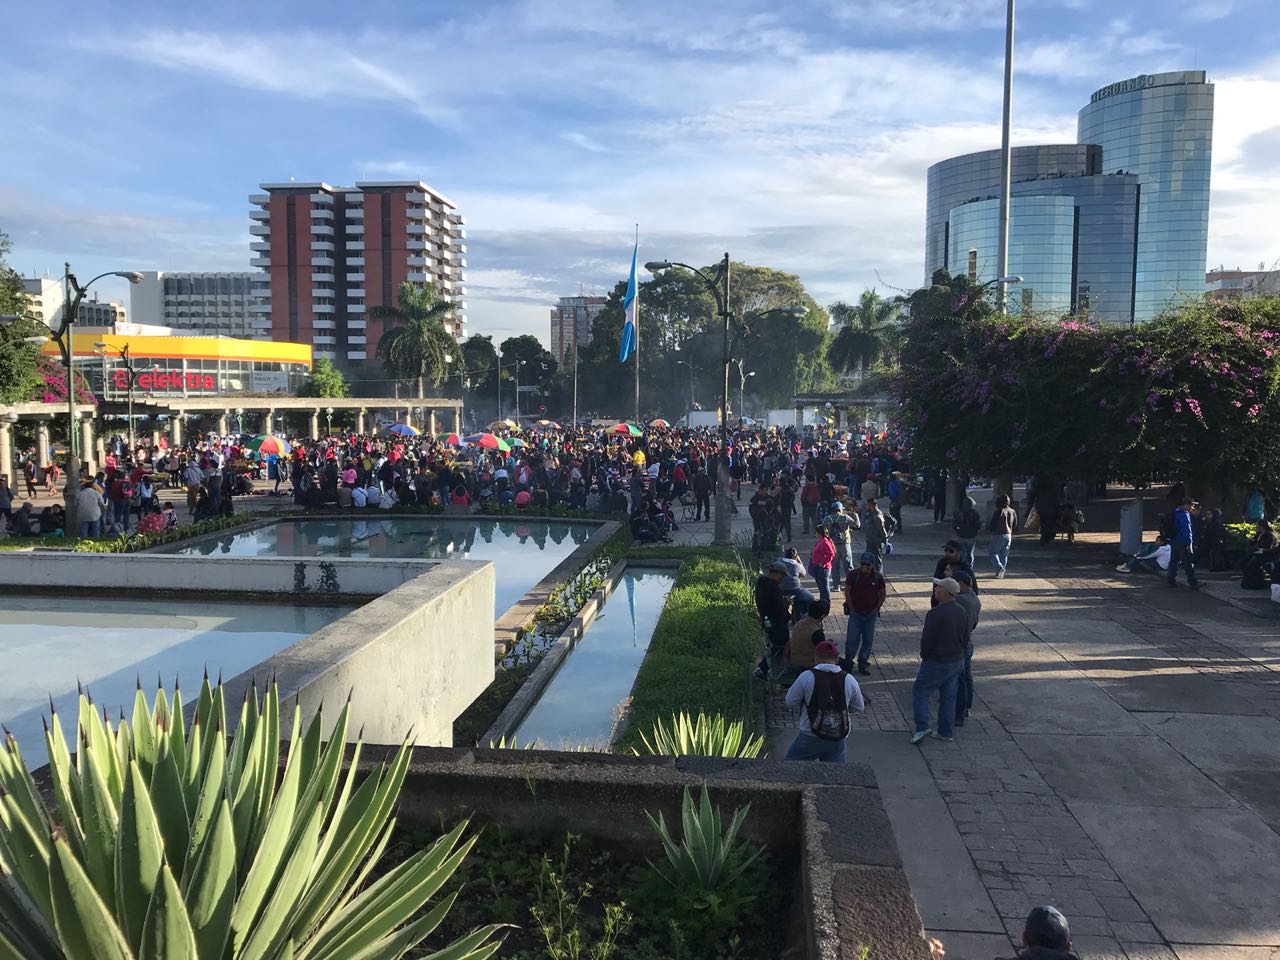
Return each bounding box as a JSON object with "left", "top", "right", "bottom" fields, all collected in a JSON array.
[{"left": 783, "top": 638, "right": 865, "bottom": 762}]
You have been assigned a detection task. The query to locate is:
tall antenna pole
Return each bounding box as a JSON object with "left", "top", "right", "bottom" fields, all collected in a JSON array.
[
  {"left": 996, "top": 0, "right": 1015, "bottom": 314},
  {"left": 572, "top": 343, "right": 578, "bottom": 426},
  {"left": 633, "top": 224, "right": 640, "bottom": 425}
]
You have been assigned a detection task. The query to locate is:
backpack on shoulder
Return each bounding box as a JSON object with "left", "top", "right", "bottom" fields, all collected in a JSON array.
[{"left": 805, "top": 669, "right": 850, "bottom": 741}]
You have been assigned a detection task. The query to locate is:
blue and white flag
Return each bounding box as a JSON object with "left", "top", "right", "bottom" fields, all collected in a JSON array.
[{"left": 618, "top": 240, "right": 638, "bottom": 363}]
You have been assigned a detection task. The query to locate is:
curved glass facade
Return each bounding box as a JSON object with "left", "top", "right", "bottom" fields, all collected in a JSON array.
[
  {"left": 949, "top": 197, "right": 1076, "bottom": 314},
  {"left": 1079, "top": 71, "right": 1214, "bottom": 322}
]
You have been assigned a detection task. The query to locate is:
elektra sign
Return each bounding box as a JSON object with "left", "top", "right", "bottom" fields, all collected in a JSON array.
[
  {"left": 111, "top": 369, "right": 216, "bottom": 393},
  {"left": 1091, "top": 74, "right": 1159, "bottom": 103}
]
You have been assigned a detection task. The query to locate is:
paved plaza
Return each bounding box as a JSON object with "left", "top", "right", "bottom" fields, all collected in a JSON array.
[{"left": 671, "top": 490, "right": 1280, "bottom": 960}]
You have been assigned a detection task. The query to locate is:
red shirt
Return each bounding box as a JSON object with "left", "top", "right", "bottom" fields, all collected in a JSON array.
[{"left": 844, "top": 569, "right": 886, "bottom": 616}]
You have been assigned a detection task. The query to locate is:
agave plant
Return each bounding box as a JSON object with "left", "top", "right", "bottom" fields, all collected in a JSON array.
[
  {"left": 0, "top": 677, "right": 500, "bottom": 960},
  {"left": 631, "top": 712, "right": 764, "bottom": 759},
  {"left": 645, "top": 785, "right": 762, "bottom": 892}
]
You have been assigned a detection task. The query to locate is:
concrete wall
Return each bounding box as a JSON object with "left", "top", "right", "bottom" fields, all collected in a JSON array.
[
  {"left": 220, "top": 561, "right": 496, "bottom": 748},
  {"left": 0, "top": 553, "right": 443, "bottom": 597}
]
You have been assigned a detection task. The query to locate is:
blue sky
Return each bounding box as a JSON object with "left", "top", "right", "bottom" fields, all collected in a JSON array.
[{"left": 4, "top": 0, "right": 1278, "bottom": 344}]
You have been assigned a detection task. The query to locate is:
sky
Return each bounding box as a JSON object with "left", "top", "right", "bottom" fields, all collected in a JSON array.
[{"left": 3, "top": 0, "right": 1278, "bottom": 346}]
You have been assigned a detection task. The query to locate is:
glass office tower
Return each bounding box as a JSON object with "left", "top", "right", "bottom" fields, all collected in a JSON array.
[{"left": 1078, "top": 71, "right": 1214, "bottom": 323}]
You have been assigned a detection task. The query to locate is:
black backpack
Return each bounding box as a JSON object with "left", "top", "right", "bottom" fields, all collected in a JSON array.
[
  {"left": 805, "top": 669, "right": 850, "bottom": 741},
  {"left": 956, "top": 508, "right": 981, "bottom": 539}
]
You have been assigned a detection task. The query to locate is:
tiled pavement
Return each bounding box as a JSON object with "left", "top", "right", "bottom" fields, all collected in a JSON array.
[{"left": 687, "top": 487, "right": 1280, "bottom": 960}]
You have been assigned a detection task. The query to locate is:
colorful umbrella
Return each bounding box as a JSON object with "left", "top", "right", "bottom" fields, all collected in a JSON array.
[
  {"left": 465, "top": 432, "right": 502, "bottom": 449},
  {"left": 649, "top": 418, "right": 670, "bottom": 428},
  {"left": 436, "top": 432, "right": 464, "bottom": 446},
  {"left": 508, "top": 437, "right": 527, "bottom": 447},
  {"left": 611, "top": 422, "right": 643, "bottom": 437},
  {"left": 535, "top": 419, "right": 559, "bottom": 428},
  {"left": 244, "top": 434, "right": 292, "bottom": 456},
  {"left": 388, "top": 423, "right": 419, "bottom": 437},
  {"left": 487, "top": 419, "right": 519, "bottom": 431}
]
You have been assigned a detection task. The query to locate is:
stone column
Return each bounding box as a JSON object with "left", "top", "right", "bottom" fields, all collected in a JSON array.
[
  {"left": 309, "top": 411, "right": 320, "bottom": 438},
  {"left": 217, "top": 411, "right": 229, "bottom": 436},
  {"left": 795, "top": 406, "right": 803, "bottom": 430},
  {"left": 264, "top": 409, "right": 275, "bottom": 435},
  {"left": 0, "top": 420, "right": 12, "bottom": 484},
  {"left": 151, "top": 427, "right": 160, "bottom": 449},
  {"left": 357, "top": 408, "right": 367, "bottom": 434},
  {"left": 95, "top": 434, "right": 107, "bottom": 469},
  {"left": 171, "top": 415, "right": 183, "bottom": 447},
  {"left": 428, "top": 410, "right": 437, "bottom": 438},
  {"left": 35, "top": 421, "right": 50, "bottom": 469},
  {"left": 80, "top": 419, "right": 95, "bottom": 474},
  {"left": 453, "top": 408, "right": 461, "bottom": 433}
]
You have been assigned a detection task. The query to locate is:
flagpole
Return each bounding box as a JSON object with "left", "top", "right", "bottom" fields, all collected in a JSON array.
[{"left": 633, "top": 223, "right": 640, "bottom": 425}]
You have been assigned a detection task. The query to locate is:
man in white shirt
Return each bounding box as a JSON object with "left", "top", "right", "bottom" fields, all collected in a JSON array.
[
  {"left": 1117, "top": 538, "right": 1171, "bottom": 575},
  {"left": 784, "top": 639, "right": 865, "bottom": 762}
]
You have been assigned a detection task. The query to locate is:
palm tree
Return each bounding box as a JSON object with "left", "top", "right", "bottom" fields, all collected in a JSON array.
[
  {"left": 827, "top": 288, "right": 898, "bottom": 379},
  {"left": 372, "top": 281, "right": 457, "bottom": 398}
]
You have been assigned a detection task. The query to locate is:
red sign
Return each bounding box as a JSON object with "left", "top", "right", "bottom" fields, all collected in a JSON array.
[{"left": 111, "top": 369, "right": 216, "bottom": 393}]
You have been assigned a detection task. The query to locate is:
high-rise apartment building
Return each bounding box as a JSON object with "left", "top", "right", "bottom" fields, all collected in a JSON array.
[
  {"left": 130, "top": 271, "right": 258, "bottom": 338},
  {"left": 22, "top": 277, "right": 126, "bottom": 328},
  {"left": 549, "top": 294, "right": 605, "bottom": 364},
  {"left": 250, "top": 181, "right": 466, "bottom": 364},
  {"left": 925, "top": 71, "right": 1213, "bottom": 325},
  {"left": 1207, "top": 265, "right": 1279, "bottom": 300}
]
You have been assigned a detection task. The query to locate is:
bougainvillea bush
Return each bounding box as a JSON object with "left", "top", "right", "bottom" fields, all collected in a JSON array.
[
  {"left": 895, "top": 270, "right": 1280, "bottom": 501},
  {"left": 34, "top": 355, "right": 97, "bottom": 405}
]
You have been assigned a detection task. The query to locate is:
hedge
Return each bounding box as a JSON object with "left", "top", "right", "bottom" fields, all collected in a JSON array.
[{"left": 615, "top": 546, "right": 761, "bottom": 752}]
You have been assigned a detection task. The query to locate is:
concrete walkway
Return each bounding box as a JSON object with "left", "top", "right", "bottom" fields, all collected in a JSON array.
[{"left": 679, "top": 489, "right": 1280, "bottom": 960}]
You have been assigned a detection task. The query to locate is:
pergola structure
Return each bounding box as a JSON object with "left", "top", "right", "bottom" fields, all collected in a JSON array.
[
  {"left": 790, "top": 389, "right": 898, "bottom": 431},
  {"left": 0, "top": 396, "right": 462, "bottom": 475}
]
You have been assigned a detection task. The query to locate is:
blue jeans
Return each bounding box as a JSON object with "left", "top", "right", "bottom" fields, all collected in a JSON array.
[
  {"left": 866, "top": 541, "right": 885, "bottom": 572},
  {"left": 912, "top": 659, "right": 964, "bottom": 738},
  {"left": 78, "top": 519, "right": 101, "bottom": 539},
  {"left": 1168, "top": 542, "right": 1198, "bottom": 586},
  {"left": 989, "top": 534, "right": 1012, "bottom": 574},
  {"left": 831, "top": 541, "right": 852, "bottom": 583},
  {"left": 786, "top": 587, "right": 814, "bottom": 623},
  {"left": 846, "top": 611, "right": 877, "bottom": 666},
  {"left": 958, "top": 537, "right": 977, "bottom": 570},
  {"left": 955, "top": 643, "right": 974, "bottom": 723},
  {"left": 784, "top": 731, "right": 847, "bottom": 762},
  {"left": 113, "top": 499, "right": 129, "bottom": 531},
  {"left": 811, "top": 566, "right": 831, "bottom": 605}
]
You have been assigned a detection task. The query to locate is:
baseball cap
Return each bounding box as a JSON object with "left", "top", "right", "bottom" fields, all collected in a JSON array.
[
  {"left": 831, "top": 501, "right": 845, "bottom": 512},
  {"left": 931, "top": 577, "right": 961, "bottom": 596},
  {"left": 767, "top": 561, "right": 788, "bottom": 574},
  {"left": 1023, "top": 905, "right": 1070, "bottom": 950},
  {"left": 814, "top": 639, "right": 840, "bottom": 659},
  {"left": 952, "top": 569, "right": 974, "bottom": 585},
  {"left": 943, "top": 538, "right": 963, "bottom": 550},
  {"left": 859, "top": 552, "right": 876, "bottom": 565}
]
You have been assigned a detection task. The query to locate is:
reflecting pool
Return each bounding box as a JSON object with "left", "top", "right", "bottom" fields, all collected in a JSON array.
[
  {"left": 514, "top": 569, "right": 676, "bottom": 750},
  {"left": 153, "top": 518, "right": 600, "bottom": 618},
  {"left": 0, "top": 595, "right": 357, "bottom": 764}
]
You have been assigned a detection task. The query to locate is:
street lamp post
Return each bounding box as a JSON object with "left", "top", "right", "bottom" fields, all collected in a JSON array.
[
  {"left": 325, "top": 406, "right": 334, "bottom": 435},
  {"left": 674, "top": 356, "right": 695, "bottom": 424},
  {"left": 733, "top": 359, "right": 756, "bottom": 421},
  {"left": 235, "top": 407, "right": 244, "bottom": 435},
  {"left": 95, "top": 341, "right": 136, "bottom": 457}
]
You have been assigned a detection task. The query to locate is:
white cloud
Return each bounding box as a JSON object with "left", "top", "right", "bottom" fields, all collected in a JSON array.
[{"left": 561, "top": 132, "right": 609, "bottom": 153}]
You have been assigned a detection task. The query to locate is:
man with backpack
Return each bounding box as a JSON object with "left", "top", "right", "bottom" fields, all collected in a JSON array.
[
  {"left": 784, "top": 639, "right": 865, "bottom": 762},
  {"left": 843, "top": 552, "right": 887, "bottom": 676},
  {"left": 952, "top": 495, "right": 982, "bottom": 569}
]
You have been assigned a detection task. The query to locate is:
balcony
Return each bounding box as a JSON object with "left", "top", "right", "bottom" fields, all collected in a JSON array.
[
  {"left": 311, "top": 224, "right": 334, "bottom": 236},
  {"left": 249, "top": 193, "right": 270, "bottom": 204},
  {"left": 249, "top": 224, "right": 270, "bottom": 236},
  {"left": 407, "top": 272, "right": 427, "bottom": 282},
  {"left": 313, "top": 319, "right": 336, "bottom": 330},
  {"left": 311, "top": 192, "right": 334, "bottom": 204},
  {"left": 448, "top": 213, "right": 466, "bottom": 225},
  {"left": 346, "top": 350, "right": 366, "bottom": 361},
  {"left": 314, "top": 304, "right": 336, "bottom": 314},
  {"left": 345, "top": 222, "right": 364, "bottom": 235},
  {"left": 406, "top": 240, "right": 426, "bottom": 251},
  {"left": 250, "top": 241, "right": 271, "bottom": 253},
  {"left": 407, "top": 256, "right": 428, "bottom": 267},
  {"left": 311, "top": 208, "right": 334, "bottom": 221},
  {"left": 313, "top": 335, "right": 336, "bottom": 346},
  {"left": 347, "top": 257, "right": 365, "bottom": 267},
  {"left": 311, "top": 241, "right": 335, "bottom": 252},
  {"left": 346, "top": 206, "right": 364, "bottom": 219},
  {"left": 406, "top": 223, "right": 428, "bottom": 235},
  {"left": 348, "top": 318, "right": 367, "bottom": 330},
  {"left": 249, "top": 303, "right": 273, "bottom": 313},
  {"left": 347, "top": 272, "right": 365, "bottom": 283},
  {"left": 347, "top": 240, "right": 365, "bottom": 252},
  {"left": 311, "top": 257, "right": 335, "bottom": 267},
  {"left": 406, "top": 192, "right": 427, "bottom": 203},
  {"left": 250, "top": 257, "right": 271, "bottom": 268},
  {"left": 311, "top": 272, "right": 335, "bottom": 283},
  {"left": 458, "top": 257, "right": 467, "bottom": 268},
  {"left": 249, "top": 209, "right": 270, "bottom": 221},
  {"left": 250, "top": 318, "right": 273, "bottom": 331},
  {"left": 349, "top": 302, "right": 366, "bottom": 313}
]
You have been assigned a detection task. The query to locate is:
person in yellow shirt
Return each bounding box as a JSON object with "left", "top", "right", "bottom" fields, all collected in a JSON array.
[{"left": 631, "top": 448, "right": 646, "bottom": 468}]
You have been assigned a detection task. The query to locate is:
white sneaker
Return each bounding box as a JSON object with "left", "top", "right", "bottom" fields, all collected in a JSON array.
[{"left": 910, "top": 728, "right": 932, "bottom": 745}]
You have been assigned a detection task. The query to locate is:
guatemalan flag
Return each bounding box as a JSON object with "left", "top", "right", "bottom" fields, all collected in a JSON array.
[{"left": 618, "top": 240, "right": 638, "bottom": 363}]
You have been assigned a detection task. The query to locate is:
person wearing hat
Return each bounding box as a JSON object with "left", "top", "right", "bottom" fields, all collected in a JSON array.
[
  {"left": 999, "top": 905, "right": 1077, "bottom": 960},
  {"left": 931, "top": 539, "right": 978, "bottom": 607},
  {"left": 821, "top": 500, "right": 858, "bottom": 583},
  {"left": 843, "top": 551, "right": 887, "bottom": 676},
  {"left": 783, "top": 637, "right": 865, "bottom": 762},
  {"left": 952, "top": 570, "right": 981, "bottom": 726},
  {"left": 911, "top": 577, "right": 969, "bottom": 744},
  {"left": 863, "top": 498, "right": 889, "bottom": 571}
]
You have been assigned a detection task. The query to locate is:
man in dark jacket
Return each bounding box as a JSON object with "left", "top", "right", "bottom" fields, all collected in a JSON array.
[
  {"left": 998, "top": 905, "right": 1078, "bottom": 960},
  {"left": 932, "top": 539, "right": 979, "bottom": 606},
  {"left": 753, "top": 563, "right": 792, "bottom": 679},
  {"left": 910, "top": 577, "right": 969, "bottom": 744},
  {"left": 1167, "top": 498, "right": 1200, "bottom": 589},
  {"left": 692, "top": 468, "right": 712, "bottom": 521}
]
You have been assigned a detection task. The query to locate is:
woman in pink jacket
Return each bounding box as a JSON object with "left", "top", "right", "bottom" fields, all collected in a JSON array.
[{"left": 810, "top": 524, "right": 836, "bottom": 605}]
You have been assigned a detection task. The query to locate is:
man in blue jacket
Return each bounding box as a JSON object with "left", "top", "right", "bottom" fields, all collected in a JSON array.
[{"left": 1168, "top": 498, "right": 1201, "bottom": 590}]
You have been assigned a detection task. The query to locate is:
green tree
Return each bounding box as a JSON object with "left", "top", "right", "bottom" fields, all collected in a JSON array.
[
  {"left": 296, "top": 356, "right": 350, "bottom": 397},
  {"left": 460, "top": 333, "right": 498, "bottom": 393},
  {"left": 372, "top": 281, "right": 457, "bottom": 398},
  {"left": 828, "top": 289, "right": 898, "bottom": 379},
  {"left": 0, "top": 231, "right": 45, "bottom": 404}
]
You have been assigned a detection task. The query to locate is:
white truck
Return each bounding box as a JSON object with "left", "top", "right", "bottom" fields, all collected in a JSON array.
[{"left": 676, "top": 411, "right": 722, "bottom": 429}]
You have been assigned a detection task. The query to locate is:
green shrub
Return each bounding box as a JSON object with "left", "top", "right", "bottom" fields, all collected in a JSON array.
[
  {"left": 615, "top": 550, "right": 757, "bottom": 753},
  {"left": 631, "top": 713, "right": 763, "bottom": 759},
  {"left": 0, "top": 678, "right": 500, "bottom": 960}
]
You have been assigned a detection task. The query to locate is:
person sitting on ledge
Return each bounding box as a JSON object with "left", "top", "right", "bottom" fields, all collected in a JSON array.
[
  {"left": 1115, "top": 536, "right": 1170, "bottom": 576},
  {"left": 998, "top": 904, "right": 1078, "bottom": 960}
]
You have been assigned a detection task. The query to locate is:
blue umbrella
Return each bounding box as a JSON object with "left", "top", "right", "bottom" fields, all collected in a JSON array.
[{"left": 388, "top": 423, "right": 419, "bottom": 437}]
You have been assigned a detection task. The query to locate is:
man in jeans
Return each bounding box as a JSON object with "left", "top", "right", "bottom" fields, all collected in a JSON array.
[
  {"left": 843, "top": 552, "right": 886, "bottom": 676},
  {"left": 783, "top": 639, "right": 865, "bottom": 762},
  {"left": 1167, "top": 498, "right": 1201, "bottom": 589},
  {"left": 910, "top": 577, "right": 969, "bottom": 744},
  {"left": 987, "top": 493, "right": 1018, "bottom": 579},
  {"left": 822, "top": 501, "right": 858, "bottom": 583}
]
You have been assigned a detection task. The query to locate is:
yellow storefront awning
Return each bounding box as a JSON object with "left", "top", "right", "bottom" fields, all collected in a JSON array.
[{"left": 42, "top": 334, "right": 312, "bottom": 368}]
